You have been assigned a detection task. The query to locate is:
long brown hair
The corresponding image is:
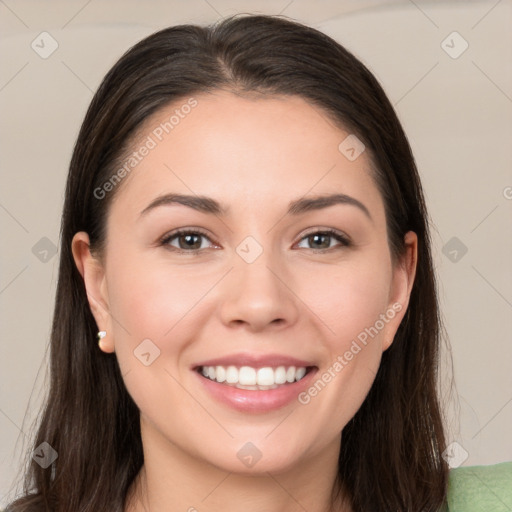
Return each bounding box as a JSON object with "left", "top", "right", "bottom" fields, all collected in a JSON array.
[{"left": 7, "top": 14, "right": 449, "bottom": 511}]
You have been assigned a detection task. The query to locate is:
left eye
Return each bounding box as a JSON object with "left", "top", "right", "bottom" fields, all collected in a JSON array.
[{"left": 296, "top": 230, "right": 350, "bottom": 250}]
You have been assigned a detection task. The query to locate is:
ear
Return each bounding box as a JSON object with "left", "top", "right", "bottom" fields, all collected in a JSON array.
[
  {"left": 381, "top": 231, "right": 418, "bottom": 351},
  {"left": 71, "top": 232, "right": 115, "bottom": 353}
]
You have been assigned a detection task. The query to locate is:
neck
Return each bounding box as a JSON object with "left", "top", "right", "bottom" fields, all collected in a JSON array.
[{"left": 125, "top": 417, "right": 350, "bottom": 512}]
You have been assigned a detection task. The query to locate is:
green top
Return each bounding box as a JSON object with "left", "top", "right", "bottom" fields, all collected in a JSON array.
[{"left": 444, "top": 461, "right": 512, "bottom": 511}]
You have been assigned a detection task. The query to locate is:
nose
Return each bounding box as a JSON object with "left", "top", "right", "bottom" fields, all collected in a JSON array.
[{"left": 218, "top": 251, "right": 300, "bottom": 333}]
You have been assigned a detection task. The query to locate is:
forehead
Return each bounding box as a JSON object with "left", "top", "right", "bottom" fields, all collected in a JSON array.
[{"left": 108, "top": 90, "right": 384, "bottom": 223}]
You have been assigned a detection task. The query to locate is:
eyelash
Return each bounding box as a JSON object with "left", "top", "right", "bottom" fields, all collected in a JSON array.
[{"left": 159, "top": 228, "right": 351, "bottom": 254}]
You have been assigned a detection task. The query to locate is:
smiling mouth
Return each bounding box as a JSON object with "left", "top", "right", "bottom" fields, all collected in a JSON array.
[{"left": 196, "top": 365, "right": 315, "bottom": 390}]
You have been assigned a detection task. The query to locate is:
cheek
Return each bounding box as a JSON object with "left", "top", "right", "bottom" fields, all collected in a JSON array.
[
  {"left": 297, "top": 252, "right": 393, "bottom": 348},
  {"left": 104, "top": 249, "right": 231, "bottom": 406},
  {"left": 106, "top": 252, "right": 219, "bottom": 341},
  {"left": 293, "top": 253, "right": 392, "bottom": 428},
  {"left": 104, "top": 255, "right": 209, "bottom": 422}
]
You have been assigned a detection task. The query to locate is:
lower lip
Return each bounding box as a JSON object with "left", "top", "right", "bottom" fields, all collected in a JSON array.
[{"left": 195, "top": 368, "right": 317, "bottom": 413}]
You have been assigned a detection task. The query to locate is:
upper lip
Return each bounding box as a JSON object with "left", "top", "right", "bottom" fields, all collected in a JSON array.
[{"left": 193, "top": 353, "right": 316, "bottom": 370}]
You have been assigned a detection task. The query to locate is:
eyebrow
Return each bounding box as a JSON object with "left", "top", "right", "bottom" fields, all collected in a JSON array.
[{"left": 140, "top": 192, "right": 372, "bottom": 221}]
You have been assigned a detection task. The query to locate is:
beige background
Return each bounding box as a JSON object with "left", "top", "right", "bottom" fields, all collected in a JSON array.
[{"left": 1, "top": 0, "right": 511, "bottom": 505}]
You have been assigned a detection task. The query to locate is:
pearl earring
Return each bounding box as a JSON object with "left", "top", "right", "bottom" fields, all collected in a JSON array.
[{"left": 97, "top": 331, "right": 107, "bottom": 348}]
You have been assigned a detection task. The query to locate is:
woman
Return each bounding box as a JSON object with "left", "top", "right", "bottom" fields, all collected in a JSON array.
[{"left": 6, "top": 13, "right": 510, "bottom": 512}]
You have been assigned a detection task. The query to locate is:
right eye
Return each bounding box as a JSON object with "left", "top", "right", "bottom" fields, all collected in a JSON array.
[{"left": 160, "top": 228, "right": 218, "bottom": 253}]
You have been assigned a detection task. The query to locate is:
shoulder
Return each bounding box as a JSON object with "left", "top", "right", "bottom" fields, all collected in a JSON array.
[{"left": 445, "top": 461, "right": 512, "bottom": 511}]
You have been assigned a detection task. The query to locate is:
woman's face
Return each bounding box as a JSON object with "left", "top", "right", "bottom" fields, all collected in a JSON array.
[{"left": 74, "top": 91, "right": 416, "bottom": 475}]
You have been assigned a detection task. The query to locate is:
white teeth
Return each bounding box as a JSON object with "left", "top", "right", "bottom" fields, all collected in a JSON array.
[
  {"left": 226, "top": 366, "right": 238, "bottom": 384},
  {"left": 239, "top": 366, "right": 257, "bottom": 385},
  {"left": 256, "top": 367, "right": 275, "bottom": 386},
  {"left": 295, "top": 367, "right": 307, "bottom": 381},
  {"left": 215, "top": 365, "right": 226, "bottom": 383},
  {"left": 199, "top": 364, "right": 309, "bottom": 387},
  {"left": 275, "top": 366, "right": 287, "bottom": 384},
  {"left": 286, "top": 366, "right": 296, "bottom": 383}
]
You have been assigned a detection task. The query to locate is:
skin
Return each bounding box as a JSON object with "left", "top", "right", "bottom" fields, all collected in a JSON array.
[{"left": 72, "top": 90, "right": 417, "bottom": 512}]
